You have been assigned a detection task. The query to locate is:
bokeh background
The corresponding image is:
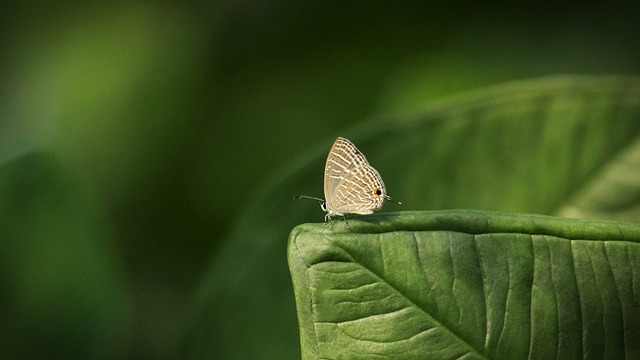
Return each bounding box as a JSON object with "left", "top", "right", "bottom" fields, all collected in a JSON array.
[{"left": 1, "top": 1, "right": 639, "bottom": 359}]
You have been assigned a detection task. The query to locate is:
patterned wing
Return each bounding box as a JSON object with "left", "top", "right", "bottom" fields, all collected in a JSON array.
[
  {"left": 326, "top": 164, "right": 387, "bottom": 216},
  {"left": 324, "top": 137, "right": 370, "bottom": 209}
]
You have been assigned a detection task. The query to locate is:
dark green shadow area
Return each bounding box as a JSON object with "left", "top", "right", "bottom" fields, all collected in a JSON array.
[{"left": 0, "top": 152, "right": 132, "bottom": 359}]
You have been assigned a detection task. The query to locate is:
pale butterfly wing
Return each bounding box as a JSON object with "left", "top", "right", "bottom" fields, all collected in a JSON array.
[
  {"left": 324, "top": 137, "right": 370, "bottom": 204},
  {"left": 327, "top": 164, "right": 386, "bottom": 216},
  {"left": 323, "top": 137, "right": 386, "bottom": 217}
]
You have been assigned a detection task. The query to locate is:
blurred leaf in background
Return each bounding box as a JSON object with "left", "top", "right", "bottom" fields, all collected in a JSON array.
[{"left": 1, "top": 0, "right": 640, "bottom": 358}]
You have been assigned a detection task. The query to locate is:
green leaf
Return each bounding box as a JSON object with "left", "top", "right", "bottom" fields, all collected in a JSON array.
[
  {"left": 179, "top": 75, "right": 640, "bottom": 359},
  {"left": 289, "top": 211, "right": 640, "bottom": 359}
]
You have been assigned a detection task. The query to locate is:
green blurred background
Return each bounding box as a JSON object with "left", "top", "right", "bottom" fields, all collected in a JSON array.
[{"left": 1, "top": 1, "right": 639, "bottom": 358}]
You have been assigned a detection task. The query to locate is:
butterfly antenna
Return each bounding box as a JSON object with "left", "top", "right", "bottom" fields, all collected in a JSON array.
[
  {"left": 386, "top": 196, "right": 402, "bottom": 205},
  {"left": 294, "top": 195, "right": 325, "bottom": 203}
]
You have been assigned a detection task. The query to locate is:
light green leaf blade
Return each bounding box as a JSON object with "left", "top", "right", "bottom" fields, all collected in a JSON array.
[
  {"left": 289, "top": 211, "right": 640, "bottom": 359},
  {"left": 557, "top": 134, "right": 640, "bottom": 221}
]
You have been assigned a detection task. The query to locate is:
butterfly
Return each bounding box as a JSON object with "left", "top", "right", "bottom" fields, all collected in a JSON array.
[{"left": 296, "top": 137, "right": 400, "bottom": 221}]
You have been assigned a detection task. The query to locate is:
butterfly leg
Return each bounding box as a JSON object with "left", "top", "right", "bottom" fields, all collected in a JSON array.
[{"left": 341, "top": 215, "right": 350, "bottom": 229}]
